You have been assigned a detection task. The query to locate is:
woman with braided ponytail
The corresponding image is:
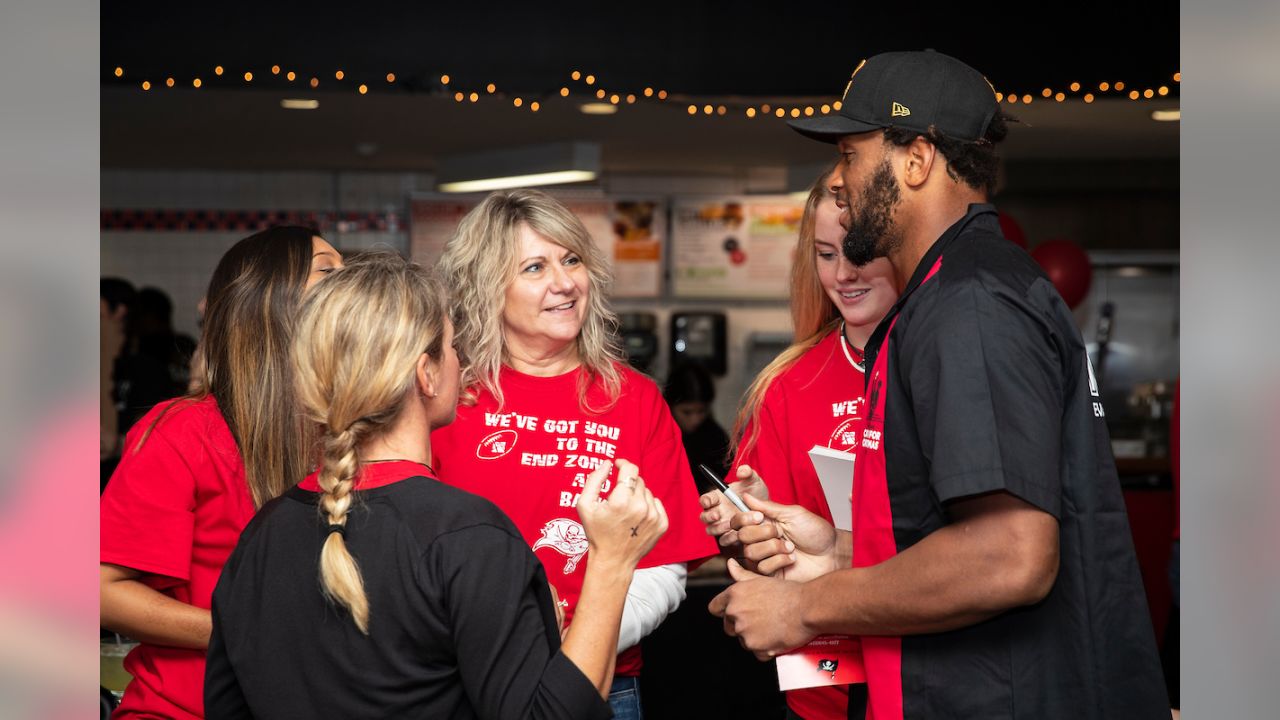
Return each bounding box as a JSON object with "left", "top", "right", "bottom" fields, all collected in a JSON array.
[{"left": 206, "top": 252, "right": 668, "bottom": 719}]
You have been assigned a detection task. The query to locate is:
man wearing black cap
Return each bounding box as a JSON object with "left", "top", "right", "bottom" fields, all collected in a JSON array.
[{"left": 709, "top": 50, "right": 1169, "bottom": 719}]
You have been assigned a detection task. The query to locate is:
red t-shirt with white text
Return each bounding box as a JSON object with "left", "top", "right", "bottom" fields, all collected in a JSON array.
[
  {"left": 733, "top": 329, "right": 864, "bottom": 719},
  {"left": 735, "top": 330, "right": 864, "bottom": 521},
  {"left": 431, "top": 363, "right": 717, "bottom": 676},
  {"left": 101, "top": 396, "right": 254, "bottom": 720}
]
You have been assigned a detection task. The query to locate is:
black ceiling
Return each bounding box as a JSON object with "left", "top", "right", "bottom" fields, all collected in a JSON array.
[{"left": 102, "top": 1, "right": 1180, "bottom": 101}]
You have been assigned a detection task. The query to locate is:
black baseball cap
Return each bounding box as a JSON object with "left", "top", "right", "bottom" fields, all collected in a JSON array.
[{"left": 788, "top": 50, "right": 999, "bottom": 144}]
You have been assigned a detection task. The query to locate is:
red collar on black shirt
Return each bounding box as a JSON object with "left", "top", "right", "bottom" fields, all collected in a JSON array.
[{"left": 298, "top": 460, "right": 436, "bottom": 492}]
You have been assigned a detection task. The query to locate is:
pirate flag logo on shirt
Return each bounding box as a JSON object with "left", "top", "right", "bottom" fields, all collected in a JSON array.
[
  {"left": 533, "top": 518, "right": 590, "bottom": 573},
  {"left": 817, "top": 658, "right": 839, "bottom": 679}
]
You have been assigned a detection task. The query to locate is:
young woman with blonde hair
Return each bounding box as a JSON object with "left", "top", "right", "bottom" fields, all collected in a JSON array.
[
  {"left": 100, "top": 226, "right": 343, "bottom": 718},
  {"left": 699, "top": 167, "right": 900, "bottom": 720},
  {"left": 205, "top": 252, "right": 667, "bottom": 719},
  {"left": 432, "top": 189, "right": 716, "bottom": 718}
]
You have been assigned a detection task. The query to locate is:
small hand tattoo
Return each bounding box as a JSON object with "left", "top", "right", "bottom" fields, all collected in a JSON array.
[{"left": 630, "top": 526, "right": 639, "bottom": 537}]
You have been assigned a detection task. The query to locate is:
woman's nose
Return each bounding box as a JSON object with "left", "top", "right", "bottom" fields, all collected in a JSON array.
[
  {"left": 835, "top": 255, "right": 859, "bottom": 283},
  {"left": 549, "top": 263, "right": 576, "bottom": 292}
]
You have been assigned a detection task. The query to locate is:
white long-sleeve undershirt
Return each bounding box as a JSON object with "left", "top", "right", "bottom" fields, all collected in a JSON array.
[{"left": 617, "top": 562, "right": 687, "bottom": 652}]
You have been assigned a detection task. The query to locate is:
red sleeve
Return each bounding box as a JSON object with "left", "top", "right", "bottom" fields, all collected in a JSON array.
[
  {"left": 731, "top": 383, "right": 801, "bottom": 507},
  {"left": 100, "top": 410, "right": 198, "bottom": 587},
  {"left": 634, "top": 386, "right": 717, "bottom": 569}
]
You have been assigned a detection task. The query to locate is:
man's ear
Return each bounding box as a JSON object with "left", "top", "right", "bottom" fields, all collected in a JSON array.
[{"left": 899, "top": 135, "right": 939, "bottom": 189}]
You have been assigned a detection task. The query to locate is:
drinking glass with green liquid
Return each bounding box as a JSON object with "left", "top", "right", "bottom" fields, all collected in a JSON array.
[{"left": 100, "top": 633, "right": 138, "bottom": 698}]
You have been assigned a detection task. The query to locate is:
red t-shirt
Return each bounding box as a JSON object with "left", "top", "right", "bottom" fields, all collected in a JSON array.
[
  {"left": 733, "top": 329, "right": 864, "bottom": 720},
  {"left": 431, "top": 363, "right": 717, "bottom": 677},
  {"left": 101, "top": 396, "right": 254, "bottom": 720}
]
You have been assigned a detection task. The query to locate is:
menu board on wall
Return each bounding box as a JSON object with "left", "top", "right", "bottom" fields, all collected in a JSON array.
[
  {"left": 409, "top": 193, "right": 664, "bottom": 298},
  {"left": 608, "top": 199, "right": 664, "bottom": 298},
  {"left": 671, "top": 196, "right": 803, "bottom": 299}
]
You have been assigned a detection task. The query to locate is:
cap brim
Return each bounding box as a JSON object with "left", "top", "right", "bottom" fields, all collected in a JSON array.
[{"left": 786, "top": 115, "right": 885, "bottom": 143}]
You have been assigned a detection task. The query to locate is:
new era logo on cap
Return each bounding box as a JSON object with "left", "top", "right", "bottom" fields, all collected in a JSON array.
[{"left": 788, "top": 50, "right": 999, "bottom": 144}]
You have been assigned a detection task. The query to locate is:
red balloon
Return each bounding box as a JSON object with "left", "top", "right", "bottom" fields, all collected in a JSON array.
[
  {"left": 998, "top": 212, "right": 1028, "bottom": 249},
  {"left": 1031, "top": 239, "right": 1092, "bottom": 309}
]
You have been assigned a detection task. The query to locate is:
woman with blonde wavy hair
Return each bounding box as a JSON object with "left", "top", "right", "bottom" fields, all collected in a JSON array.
[
  {"left": 205, "top": 252, "right": 668, "bottom": 719},
  {"left": 100, "top": 226, "right": 342, "bottom": 719},
  {"left": 432, "top": 189, "right": 716, "bottom": 718},
  {"left": 698, "top": 167, "right": 899, "bottom": 720}
]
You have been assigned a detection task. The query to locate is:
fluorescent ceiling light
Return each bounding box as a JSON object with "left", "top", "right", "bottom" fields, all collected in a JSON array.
[
  {"left": 438, "top": 170, "right": 598, "bottom": 193},
  {"left": 1151, "top": 109, "right": 1180, "bottom": 122},
  {"left": 579, "top": 103, "right": 618, "bottom": 115},
  {"left": 437, "top": 142, "right": 600, "bottom": 193},
  {"left": 280, "top": 98, "right": 319, "bottom": 110}
]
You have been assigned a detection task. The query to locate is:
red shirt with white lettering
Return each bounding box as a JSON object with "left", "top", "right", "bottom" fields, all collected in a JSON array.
[
  {"left": 431, "top": 363, "right": 716, "bottom": 677},
  {"left": 733, "top": 329, "right": 864, "bottom": 720},
  {"left": 101, "top": 396, "right": 255, "bottom": 720},
  {"left": 734, "top": 329, "right": 864, "bottom": 521}
]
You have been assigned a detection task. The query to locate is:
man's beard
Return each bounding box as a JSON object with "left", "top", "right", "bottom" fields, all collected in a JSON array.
[{"left": 842, "top": 158, "right": 902, "bottom": 266}]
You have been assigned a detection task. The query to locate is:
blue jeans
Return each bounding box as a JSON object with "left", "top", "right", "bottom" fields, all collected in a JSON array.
[{"left": 608, "top": 676, "right": 643, "bottom": 720}]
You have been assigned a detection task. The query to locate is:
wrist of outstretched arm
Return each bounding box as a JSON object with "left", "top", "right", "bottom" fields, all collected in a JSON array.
[
  {"left": 798, "top": 568, "right": 862, "bottom": 637},
  {"left": 582, "top": 553, "right": 636, "bottom": 587}
]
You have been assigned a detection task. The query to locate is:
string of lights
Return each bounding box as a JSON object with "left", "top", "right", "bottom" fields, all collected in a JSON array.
[{"left": 111, "top": 64, "right": 1180, "bottom": 116}]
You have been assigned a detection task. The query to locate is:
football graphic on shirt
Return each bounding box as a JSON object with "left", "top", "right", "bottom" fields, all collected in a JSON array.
[
  {"left": 827, "top": 417, "right": 860, "bottom": 452},
  {"left": 476, "top": 430, "right": 518, "bottom": 460},
  {"left": 532, "top": 518, "right": 589, "bottom": 573}
]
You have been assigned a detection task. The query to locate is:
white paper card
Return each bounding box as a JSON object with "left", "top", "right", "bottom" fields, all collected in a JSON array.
[{"left": 808, "top": 445, "right": 855, "bottom": 531}]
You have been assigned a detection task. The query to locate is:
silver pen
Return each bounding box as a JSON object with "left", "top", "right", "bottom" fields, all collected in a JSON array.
[{"left": 698, "top": 464, "right": 751, "bottom": 513}]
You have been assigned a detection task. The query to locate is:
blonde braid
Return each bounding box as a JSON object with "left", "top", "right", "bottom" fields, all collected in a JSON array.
[
  {"left": 293, "top": 251, "right": 450, "bottom": 635},
  {"left": 316, "top": 422, "right": 370, "bottom": 633}
]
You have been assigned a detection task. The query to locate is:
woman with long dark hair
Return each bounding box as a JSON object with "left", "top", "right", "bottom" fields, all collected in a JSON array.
[{"left": 100, "top": 226, "right": 342, "bottom": 719}]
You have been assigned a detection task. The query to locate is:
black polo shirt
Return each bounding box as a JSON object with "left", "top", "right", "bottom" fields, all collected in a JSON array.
[{"left": 851, "top": 204, "right": 1169, "bottom": 719}]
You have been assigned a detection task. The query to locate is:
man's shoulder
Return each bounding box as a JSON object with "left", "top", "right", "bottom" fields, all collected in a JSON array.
[{"left": 908, "top": 230, "right": 1059, "bottom": 325}]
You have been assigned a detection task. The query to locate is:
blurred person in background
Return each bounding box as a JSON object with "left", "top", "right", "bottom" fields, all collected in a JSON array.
[
  {"left": 100, "top": 278, "right": 135, "bottom": 467},
  {"left": 205, "top": 252, "right": 667, "bottom": 719},
  {"left": 102, "top": 284, "right": 200, "bottom": 490},
  {"left": 433, "top": 189, "right": 716, "bottom": 719},
  {"left": 663, "top": 361, "right": 730, "bottom": 484},
  {"left": 99, "top": 226, "right": 342, "bottom": 719},
  {"left": 132, "top": 287, "right": 197, "bottom": 395}
]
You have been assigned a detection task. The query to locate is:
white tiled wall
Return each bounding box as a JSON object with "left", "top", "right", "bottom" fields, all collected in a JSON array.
[
  {"left": 101, "top": 231, "right": 243, "bottom": 335},
  {"left": 102, "top": 170, "right": 429, "bottom": 335}
]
